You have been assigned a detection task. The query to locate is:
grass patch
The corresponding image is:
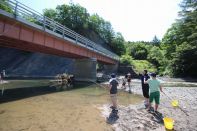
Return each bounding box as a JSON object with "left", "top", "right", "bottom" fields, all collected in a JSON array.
[{"left": 131, "top": 60, "right": 157, "bottom": 73}]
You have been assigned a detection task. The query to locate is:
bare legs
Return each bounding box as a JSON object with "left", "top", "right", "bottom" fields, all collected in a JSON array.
[
  {"left": 128, "top": 82, "right": 131, "bottom": 93},
  {"left": 155, "top": 104, "right": 158, "bottom": 111},
  {"left": 110, "top": 94, "right": 117, "bottom": 109},
  {"left": 145, "top": 97, "right": 149, "bottom": 106},
  {"left": 148, "top": 102, "right": 159, "bottom": 112}
]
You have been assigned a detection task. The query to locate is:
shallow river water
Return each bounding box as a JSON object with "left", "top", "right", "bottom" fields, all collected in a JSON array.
[{"left": 0, "top": 80, "right": 143, "bottom": 131}]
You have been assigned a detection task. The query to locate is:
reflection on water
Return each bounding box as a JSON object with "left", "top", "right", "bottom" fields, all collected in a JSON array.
[
  {"left": 0, "top": 79, "right": 143, "bottom": 105},
  {"left": 0, "top": 79, "right": 51, "bottom": 89}
]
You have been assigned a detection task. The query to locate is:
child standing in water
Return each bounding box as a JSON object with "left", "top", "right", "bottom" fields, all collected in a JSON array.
[{"left": 109, "top": 73, "right": 119, "bottom": 110}]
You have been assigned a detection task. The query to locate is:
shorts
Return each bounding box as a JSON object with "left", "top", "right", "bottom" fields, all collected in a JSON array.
[
  {"left": 142, "top": 85, "right": 149, "bottom": 98},
  {"left": 149, "top": 91, "right": 160, "bottom": 104}
]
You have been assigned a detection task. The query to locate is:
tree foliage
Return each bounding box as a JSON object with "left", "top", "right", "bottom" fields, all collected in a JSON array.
[
  {"left": 0, "top": 0, "right": 13, "bottom": 13},
  {"left": 43, "top": 9, "right": 57, "bottom": 19},
  {"left": 120, "top": 55, "right": 133, "bottom": 65},
  {"left": 151, "top": 35, "right": 160, "bottom": 46},
  {"left": 43, "top": 3, "right": 125, "bottom": 55},
  {"left": 126, "top": 41, "right": 151, "bottom": 60},
  {"left": 110, "top": 32, "right": 126, "bottom": 55},
  {"left": 161, "top": 0, "right": 197, "bottom": 77}
]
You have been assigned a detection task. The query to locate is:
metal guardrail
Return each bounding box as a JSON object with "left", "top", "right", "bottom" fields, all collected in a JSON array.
[{"left": 0, "top": 0, "right": 119, "bottom": 61}]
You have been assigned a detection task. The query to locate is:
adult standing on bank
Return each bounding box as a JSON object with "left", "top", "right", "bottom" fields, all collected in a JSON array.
[{"left": 140, "top": 70, "right": 150, "bottom": 108}]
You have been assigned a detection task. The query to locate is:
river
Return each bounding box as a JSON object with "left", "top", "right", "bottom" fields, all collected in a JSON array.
[{"left": 0, "top": 79, "right": 143, "bottom": 131}]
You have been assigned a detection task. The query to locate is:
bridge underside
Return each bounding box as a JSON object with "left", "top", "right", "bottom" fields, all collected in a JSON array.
[
  {"left": 0, "top": 17, "right": 117, "bottom": 65},
  {"left": 0, "top": 36, "right": 85, "bottom": 59}
]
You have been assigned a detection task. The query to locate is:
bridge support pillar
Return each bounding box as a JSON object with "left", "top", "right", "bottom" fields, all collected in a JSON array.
[
  {"left": 103, "top": 63, "right": 119, "bottom": 75},
  {"left": 74, "top": 58, "right": 97, "bottom": 82}
]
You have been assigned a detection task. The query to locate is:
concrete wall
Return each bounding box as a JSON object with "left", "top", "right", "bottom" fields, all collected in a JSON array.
[
  {"left": 73, "top": 58, "right": 97, "bottom": 82},
  {"left": 0, "top": 47, "right": 74, "bottom": 77},
  {"left": 103, "top": 63, "right": 119, "bottom": 75}
]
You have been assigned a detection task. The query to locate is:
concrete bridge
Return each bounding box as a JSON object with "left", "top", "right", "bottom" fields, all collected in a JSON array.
[{"left": 0, "top": 0, "right": 119, "bottom": 81}]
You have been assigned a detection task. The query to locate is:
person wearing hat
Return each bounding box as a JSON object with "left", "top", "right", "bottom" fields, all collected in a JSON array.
[
  {"left": 144, "top": 73, "right": 163, "bottom": 112},
  {"left": 109, "top": 73, "right": 119, "bottom": 110}
]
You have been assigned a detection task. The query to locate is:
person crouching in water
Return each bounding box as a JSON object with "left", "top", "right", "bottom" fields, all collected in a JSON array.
[
  {"left": 109, "top": 73, "right": 119, "bottom": 112},
  {"left": 141, "top": 70, "right": 150, "bottom": 108},
  {"left": 144, "top": 73, "right": 163, "bottom": 113}
]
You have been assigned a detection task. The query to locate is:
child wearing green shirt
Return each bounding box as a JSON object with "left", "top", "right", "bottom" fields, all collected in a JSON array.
[{"left": 144, "top": 73, "right": 163, "bottom": 112}]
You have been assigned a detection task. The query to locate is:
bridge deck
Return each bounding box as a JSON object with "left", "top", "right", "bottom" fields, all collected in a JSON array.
[{"left": 0, "top": 0, "right": 119, "bottom": 64}]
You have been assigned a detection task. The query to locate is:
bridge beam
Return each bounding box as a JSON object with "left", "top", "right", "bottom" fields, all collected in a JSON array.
[
  {"left": 0, "top": 18, "right": 117, "bottom": 65},
  {"left": 73, "top": 58, "right": 97, "bottom": 82}
]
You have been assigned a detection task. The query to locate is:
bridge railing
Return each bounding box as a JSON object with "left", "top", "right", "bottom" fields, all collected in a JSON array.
[{"left": 0, "top": 0, "right": 119, "bottom": 61}]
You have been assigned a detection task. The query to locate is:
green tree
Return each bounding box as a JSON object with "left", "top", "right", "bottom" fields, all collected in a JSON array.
[
  {"left": 43, "top": 9, "right": 57, "bottom": 19},
  {"left": 88, "top": 14, "right": 103, "bottom": 33},
  {"left": 147, "top": 46, "right": 164, "bottom": 67},
  {"left": 120, "top": 55, "right": 133, "bottom": 65},
  {"left": 43, "top": 3, "right": 123, "bottom": 56},
  {"left": 127, "top": 42, "right": 148, "bottom": 60},
  {"left": 110, "top": 32, "right": 126, "bottom": 56},
  {"left": 161, "top": 0, "right": 197, "bottom": 77},
  {"left": 54, "top": 3, "right": 90, "bottom": 31},
  {"left": 0, "top": 0, "right": 13, "bottom": 13},
  {"left": 151, "top": 35, "right": 160, "bottom": 46},
  {"left": 89, "top": 14, "right": 114, "bottom": 43}
]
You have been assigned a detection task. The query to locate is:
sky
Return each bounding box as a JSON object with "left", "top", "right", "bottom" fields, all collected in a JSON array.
[{"left": 17, "top": 0, "right": 182, "bottom": 42}]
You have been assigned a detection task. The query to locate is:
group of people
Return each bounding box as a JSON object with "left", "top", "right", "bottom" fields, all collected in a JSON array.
[{"left": 108, "top": 70, "right": 163, "bottom": 115}]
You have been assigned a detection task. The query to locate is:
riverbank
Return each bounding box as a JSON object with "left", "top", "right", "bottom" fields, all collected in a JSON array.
[{"left": 100, "top": 79, "right": 197, "bottom": 131}]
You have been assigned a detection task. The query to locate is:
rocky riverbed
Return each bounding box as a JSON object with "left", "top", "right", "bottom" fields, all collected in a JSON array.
[{"left": 100, "top": 78, "right": 197, "bottom": 131}]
